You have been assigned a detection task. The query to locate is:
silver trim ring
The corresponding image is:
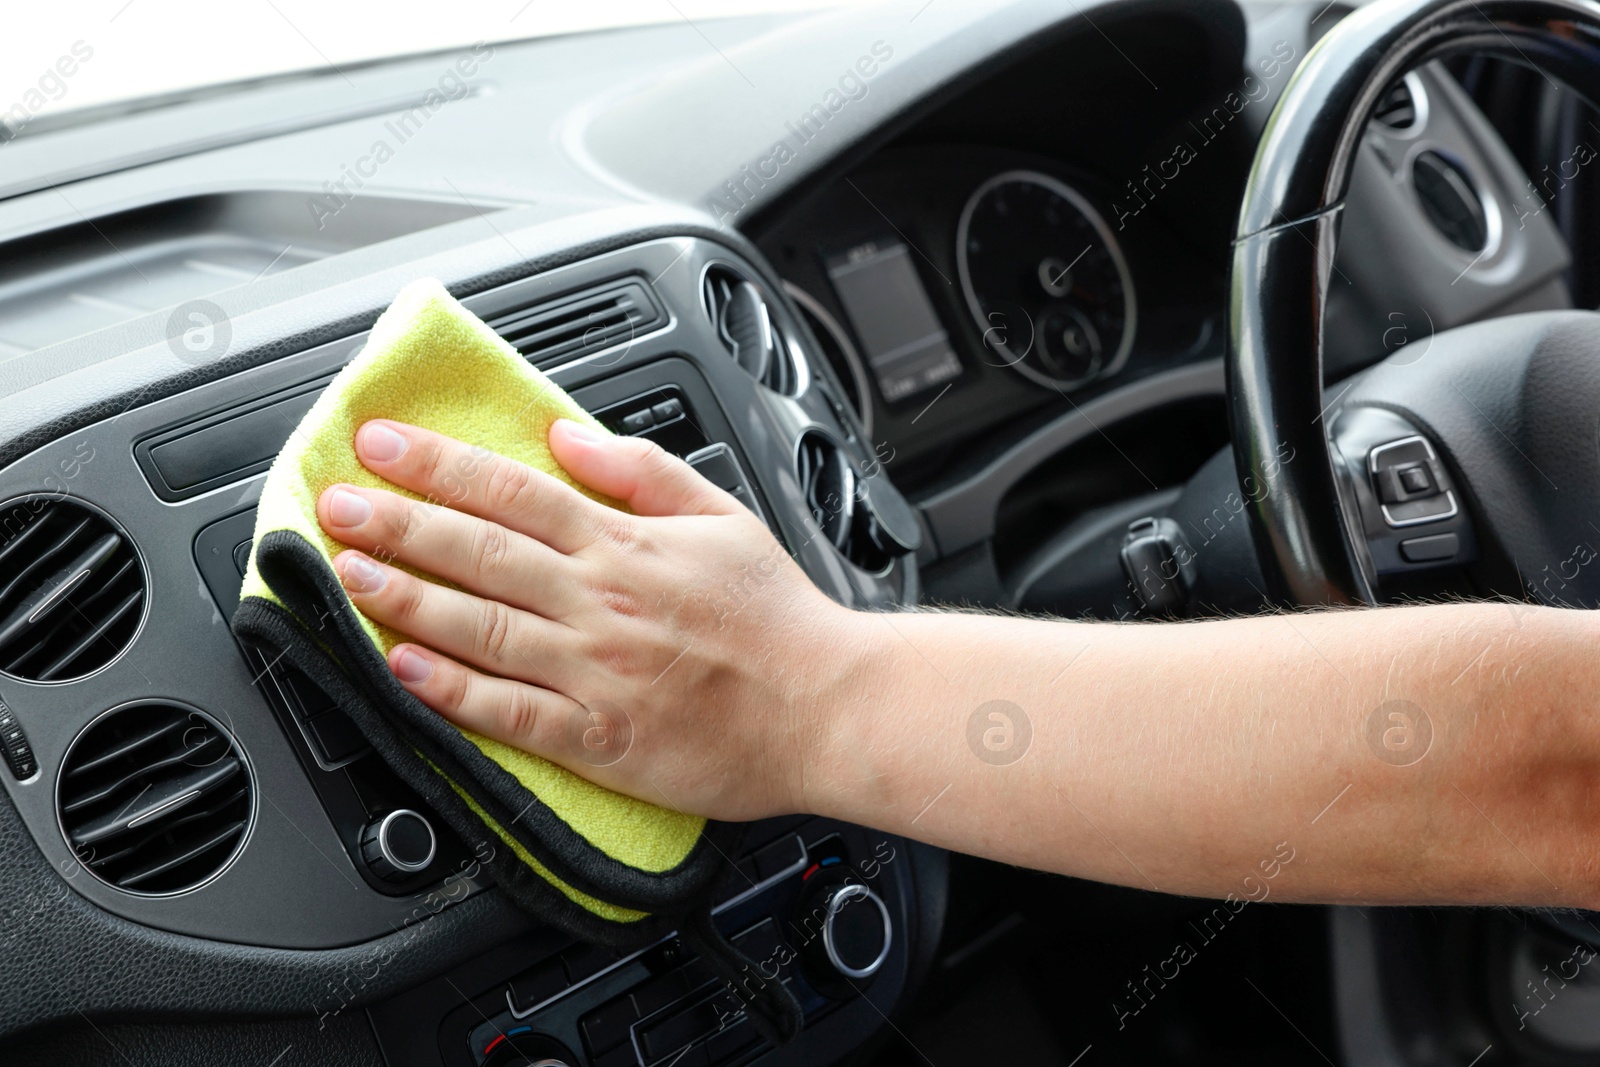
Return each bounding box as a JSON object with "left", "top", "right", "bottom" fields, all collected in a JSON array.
[
  {"left": 377, "top": 809, "right": 436, "bottom": 873},
  {"left": 1366, "top": 435, "right": 1460, "bottom": 528},
  {"left": 955, "top": 168, "right": 1139, "bottom": 390},
  {"left": 0, "top": 492, "right": 151, "bottom": 687},
  {"left": 822, "top": 883, "right": 892, "bottom": 980},
  {"left": 55, "top": 699, "right": 256, "bottom": 899}
]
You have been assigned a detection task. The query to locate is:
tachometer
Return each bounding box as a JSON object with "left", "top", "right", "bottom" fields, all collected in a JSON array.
[{"left": 956, "top": 170, "right": 1137, "bottom": 389}]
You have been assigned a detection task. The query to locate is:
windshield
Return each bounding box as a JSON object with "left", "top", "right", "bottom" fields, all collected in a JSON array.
[{"left": 2, "top": 0, "right": 848, "bottom": 136}]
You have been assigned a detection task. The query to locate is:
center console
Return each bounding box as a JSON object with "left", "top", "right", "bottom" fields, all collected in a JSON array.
[{"left": 372, "top": 819, "right": 921, "bottom": 1067}]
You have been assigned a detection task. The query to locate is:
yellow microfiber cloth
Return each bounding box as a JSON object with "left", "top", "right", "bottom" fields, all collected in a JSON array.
[{"left": 233, "top": 278, "right": 801, "bottom": 1043}]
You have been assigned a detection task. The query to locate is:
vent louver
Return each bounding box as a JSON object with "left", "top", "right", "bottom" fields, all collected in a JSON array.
[
  {"left": 484, "top": 279, "right": 666, "bottom": 370},
  {"left": 796, "top": 432, "right": 891, "bottom": 573},
  {"left": 0, "top": 498, "right": 144, "bottom": 681},
  {"left": 59, "top": 703, "right": 251, "bottom": 894},
  {"left": 1374, "top": 77, "right": 1420, "bottom": 130},
  {"left": 704, "top": 266, "right": 798, "bottom": 395}
]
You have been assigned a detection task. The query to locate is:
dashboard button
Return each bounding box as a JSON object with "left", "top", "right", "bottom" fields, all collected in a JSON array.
[
  {"left": 633, "top": 969, "right": 692, "bottom": 1017},
  {"left": 621, "top": 410, "right": 655, "bottom": 434},
  {"left": 580, "top": 995, "right": 640, "bottom": 1055},
  {"left": 304, "top": 709, "right": 366, "bottom": 764},
  {"left": 685, "top": 445, "right": 741, "bottom": 491},
  {"left": 651, "top": 398, "right": 684, "bottom": 424},
  {"left": 563, "top": 942, "right": 624, "bottom": 983},
  {"left": 732, "top": 919, "right": 789, "bottom": 976},
  {"left": 751, "top": 834, "right": 804, "bottom": 880},
  {"left": 508, "top": 958, "right": 567, "bottom": 1014},
  {"left": 686, "top": 444, "right": 766, "bottom": 525},
  {"left": 638, "top": 999, "right": 720, "bottom": 1062},
  {"left": 591, "top": 1043, "right": 640, "bottom": 1067},
  {"left": 704, "top": 1021, "right": 760, "bottom": 1063},
  {"left": 0, "top": 697, "right": 37, "bottom": 780}
]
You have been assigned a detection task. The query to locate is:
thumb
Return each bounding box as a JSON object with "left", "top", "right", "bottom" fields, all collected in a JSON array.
[{"left": 548, "top": 418, "right": 741, "bottom": 518}]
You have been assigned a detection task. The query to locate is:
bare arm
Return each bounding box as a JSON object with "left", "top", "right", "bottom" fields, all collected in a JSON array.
[{"left": 317, "top": 418, "right": 1600, "bottom": 912}]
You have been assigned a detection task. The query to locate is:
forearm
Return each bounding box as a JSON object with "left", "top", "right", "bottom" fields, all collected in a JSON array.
[
  {"left": 317, "top": 420, "right": 1600, "bottom": 911},
  {"left": 807, "top": 602, "right": 1600, "bottom": 910}
]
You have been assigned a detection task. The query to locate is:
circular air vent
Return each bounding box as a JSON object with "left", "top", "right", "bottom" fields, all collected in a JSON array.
[
  {"left": 1413, "top": 150, "right": 1489, "bottom": 252},
  {"left": 703, "top": 265, "right": 799, "bottom": 395},
  {"left": 0, "top": 497, "right": 145, "bottom": 682},
  {"left": 796, "top": 432, "right": 893, "bottom": 574},
  {"left": 59, "top": 703, "right": 252, "bottom": 895}
]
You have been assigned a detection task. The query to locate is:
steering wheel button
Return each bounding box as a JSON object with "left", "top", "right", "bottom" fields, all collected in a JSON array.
[
  {"left": 1397, "top": 465, "right": 1433, "bottom": 494},
  {"left": 1400, "top": 533, "right": 1459, "bottom": 563}
]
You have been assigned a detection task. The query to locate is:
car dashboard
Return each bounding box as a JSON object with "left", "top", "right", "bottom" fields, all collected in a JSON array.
[{"left": 0, "top": 1, "right": 1586, "bottom": 1065}]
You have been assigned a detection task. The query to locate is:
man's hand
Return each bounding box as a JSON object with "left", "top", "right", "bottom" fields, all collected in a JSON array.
[
  {"left": 315, "top": 418, "right": 1600, "bottom": 912},
  {"left": 315, "top": 418, "right": 863, "bottom": 821}
]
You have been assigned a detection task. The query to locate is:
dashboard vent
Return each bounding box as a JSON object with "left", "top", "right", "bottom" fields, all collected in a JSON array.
[
  {"left": 1374, "top": 77, "right": 1420, "bottom": 130},
  {"left": 1413, "top": 150, "right": 1488, "bottom": 252},
  {"left": 796, "top": 432, "right": 891, "bottom": 573},
  {"left": 484, "top": 279, "right": 666, "bottom": 370},
  {"left": 59, "top": 703, "right": 251, "bottom": 894},
  {"left": 0, "top": 498, "right": 144, "bottom": 682},
  {"left": 704, "top": 266, "right": 797, "bottom": 395}
]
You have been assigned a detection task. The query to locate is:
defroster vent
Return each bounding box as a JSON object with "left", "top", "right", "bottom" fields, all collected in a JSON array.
[
  {"left": 59, "top": 703, "right": 252, "bottom": 894},
  {"left": 0, "top": 498, "right": 144, "bottom": 682},
  {"left": 484, "top": 279, "right": 666, "bottom": 369}
]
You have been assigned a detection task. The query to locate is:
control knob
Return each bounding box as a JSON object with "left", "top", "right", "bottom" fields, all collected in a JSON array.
[
  {"left": 360, "top": 808, "right": 436, "bottom": 882},
  {"left": 796, "top": 874, "right": 892, "bottom": 997}
]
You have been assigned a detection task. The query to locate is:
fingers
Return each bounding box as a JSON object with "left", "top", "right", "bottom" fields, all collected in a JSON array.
[
  {"left": 387, "top": 642, "right": 581, "bottom": 759},
  {"left": 548, "top": 418, "right": 743, "bottom": 518},
  {"left": 333, "top": 550, "right": 577, "bottom": 690},
  {"left": 352, "top": 420, "right": 607, "bottom": 554},
  {"left": 317, "top": 482, "right": 582, "bottom": 619}
]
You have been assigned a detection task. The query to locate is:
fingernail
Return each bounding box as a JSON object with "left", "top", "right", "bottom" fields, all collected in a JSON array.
[
  {"left": 555, "top": 418, "right": 600, "bottom": 445},
  {"left": 393, "top": 648, "right": 433, "bottom": 684},
  {"left": 328, "top": 488, "right": 373, "bottom": 527},
  {"left": 359, "top": 422, "right": 409, "bottom": 463},
  {"left": 340, "top": 553, "right": 386, "bottom": 593}
]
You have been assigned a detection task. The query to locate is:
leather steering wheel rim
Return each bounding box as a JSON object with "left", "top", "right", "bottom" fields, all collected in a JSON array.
[{"left": 1228, "top": 0, "right": 1600, "bottom": 606}]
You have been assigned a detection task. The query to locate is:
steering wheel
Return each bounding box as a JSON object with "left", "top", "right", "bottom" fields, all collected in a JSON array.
[{"left": 1231, "top": 0, "right": 1600, "bottom": 608}]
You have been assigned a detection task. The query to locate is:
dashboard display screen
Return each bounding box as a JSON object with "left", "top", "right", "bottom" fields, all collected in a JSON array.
[{"left": 825, "top": 239, "right": 962, "bottom": 403}]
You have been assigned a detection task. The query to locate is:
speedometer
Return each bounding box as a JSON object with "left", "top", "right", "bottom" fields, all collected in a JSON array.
[{"left": 956, "top": 170, "right": 1137, "bottom": 389}]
